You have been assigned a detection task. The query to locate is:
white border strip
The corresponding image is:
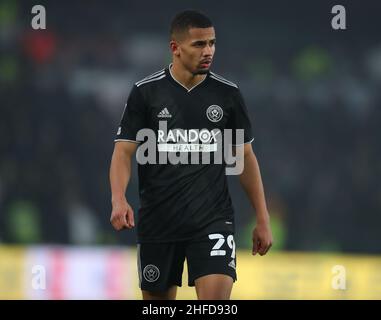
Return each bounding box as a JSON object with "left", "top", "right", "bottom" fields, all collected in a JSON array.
[
  {"left": 231, "top": 137, "right": 255, "bottom": 146},
  {"left": 135, "top": 69, "right": 165, "bottom": 85},
  {"left": 168, "top": 63, "right": 207, "bottom": 92},
  {"left": 114, "top": 139, "right": 140, "bottom": 144},
  {"left": 210, "top": 72, "right": 238, "bottom": 87},
  {"left": 210, "top": 75, "right": 238, "bottom": 88},
  {"left": 136, "top": 74, "right": 166, "bottom": 87}
]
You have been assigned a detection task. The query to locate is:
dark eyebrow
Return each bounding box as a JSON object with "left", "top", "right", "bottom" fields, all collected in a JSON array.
[{"left": 191, "top": 38, "right": 216, "bottom": 45}]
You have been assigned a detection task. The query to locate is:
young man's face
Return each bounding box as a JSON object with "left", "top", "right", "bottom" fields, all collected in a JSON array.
[{"left": 171, "top": 27, "right": 216, "bottom": 75}]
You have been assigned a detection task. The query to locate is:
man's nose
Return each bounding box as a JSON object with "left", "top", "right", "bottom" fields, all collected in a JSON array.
[{"left": 203, "top": 45, "right": 213, "bottom": 56}]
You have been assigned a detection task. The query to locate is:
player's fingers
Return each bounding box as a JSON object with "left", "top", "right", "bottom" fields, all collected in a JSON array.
[
  {"left": 259, "top": 242, "right": 272, "bottom": 256},
  {"left": 120, "top": 212, "right": 129, "bottom": 229},
  {"left": 258, "top": 246, "right": 266, "bottom": 256},
  {"left": 124, "top": 211, "right": 132, "bottom": 229},
  {"left": 252, "top": 234, "right": 259, "bottom": 256},
  {"left": 263, "top": 242, "right": 272, "bottom": 255},
  {"left": 110, "top": 214, "right": 122, "bottom": 230},
  {"left": 111, "top": 211, "right": 126, "bottom": 231},
  {"left": 126, "top": 207, "right": 135, "bottom": 228}
]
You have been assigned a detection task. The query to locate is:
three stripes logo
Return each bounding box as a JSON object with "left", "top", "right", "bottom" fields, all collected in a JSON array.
[{"left": 157, "top": 107, "right": 172, "bottom": 118}]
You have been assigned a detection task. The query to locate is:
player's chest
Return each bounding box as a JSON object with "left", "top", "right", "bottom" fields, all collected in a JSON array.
[{"left": 146, "top": 92, "right": 231, "bottom": 131}]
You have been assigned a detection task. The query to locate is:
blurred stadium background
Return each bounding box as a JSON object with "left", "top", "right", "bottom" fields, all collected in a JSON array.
[{"left": 0, "top": 0, "right": 380, "bottom": 299}]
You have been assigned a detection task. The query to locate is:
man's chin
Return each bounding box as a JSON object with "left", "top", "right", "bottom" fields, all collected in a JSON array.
[{"left": 194, "top": 68, "right": 210, "bottom": 75}]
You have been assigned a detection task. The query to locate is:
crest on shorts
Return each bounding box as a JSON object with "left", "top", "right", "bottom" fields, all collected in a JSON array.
[
  {"left": 206, "top": 105, "right": 223, "bottom": 122},
  {"left": 143, "top": 264, "right": 160, "bottom": 282}
]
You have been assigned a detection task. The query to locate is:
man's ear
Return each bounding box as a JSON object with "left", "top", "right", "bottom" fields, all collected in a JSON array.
[{"left": 170, "top": 40, "right": 180, "bottom": 56}]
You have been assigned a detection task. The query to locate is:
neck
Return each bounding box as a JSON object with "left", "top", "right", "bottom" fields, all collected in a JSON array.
[{"left": 170, "top": 61, "right": 207, "bottom": 90}]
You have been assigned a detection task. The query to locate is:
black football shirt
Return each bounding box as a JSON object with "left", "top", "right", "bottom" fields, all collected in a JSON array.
[{"left": 115, "top": 64, "right": 254, "bottom": 243}]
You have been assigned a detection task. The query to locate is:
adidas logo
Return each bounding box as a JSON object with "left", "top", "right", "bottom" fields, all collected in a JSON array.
[
  {"left": 157, "top": 107, "right": 172, "bottom": 118},
  {"left": 228, "top": 259, "right": 236, "bottom": 270}
]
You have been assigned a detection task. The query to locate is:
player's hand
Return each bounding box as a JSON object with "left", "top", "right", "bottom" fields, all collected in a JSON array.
[
  {"left": 110, "top": 198, "right": 135, "bottom": 230},
  {"left": 252, "top": 220, "right": 273, "bottom": 256}
]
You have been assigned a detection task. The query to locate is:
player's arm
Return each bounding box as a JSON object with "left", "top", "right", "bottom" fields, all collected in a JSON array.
[
  {"left": 110, "top": 84, "right": 146, "bottom": 231},
  {"left": 238, "top": 143, "right": 273, "bottom": 256},
  {"left": 109, "top": 141, "right": 138, "bottom": 230}
]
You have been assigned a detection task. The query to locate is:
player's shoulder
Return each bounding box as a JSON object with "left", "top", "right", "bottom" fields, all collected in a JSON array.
[
  {"left": 134, "top": 68, "right": 167, "bottom": 88},
  {"left": 209, "top": 71, "right": 239, "bottom": 90}
]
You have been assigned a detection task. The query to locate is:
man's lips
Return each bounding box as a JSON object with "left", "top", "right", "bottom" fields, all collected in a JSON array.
[{"left": 200, "top": 60, "right": 212, "bottom": 67}]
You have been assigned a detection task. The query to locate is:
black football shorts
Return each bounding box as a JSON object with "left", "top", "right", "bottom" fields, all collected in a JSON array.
[{"left": 137, "top": 232, "right": 237, "bottom": 292}]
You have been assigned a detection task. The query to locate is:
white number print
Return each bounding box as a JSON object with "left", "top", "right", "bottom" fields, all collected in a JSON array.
[
  {"left": 227, "top": 235, "right": 236, "bottom": 258},
  {"left": 208, "top": 233, "right": 226, "bottom": 256},
  {"left": 208, "top": 233, "right": 236, "bottom": 258}
]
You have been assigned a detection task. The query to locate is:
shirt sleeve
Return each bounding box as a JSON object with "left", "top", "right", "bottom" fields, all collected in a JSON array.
[
  {"left": 114, "top": 85, "right": 147, "bottom": 143},
  {"left": 227, "top": 88, "right": 254, "bottom": 145}
]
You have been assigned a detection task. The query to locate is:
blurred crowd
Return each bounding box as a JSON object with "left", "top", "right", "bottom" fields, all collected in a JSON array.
[{"left": 0, "top": 1, "right": 380, "bottom": 253}]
